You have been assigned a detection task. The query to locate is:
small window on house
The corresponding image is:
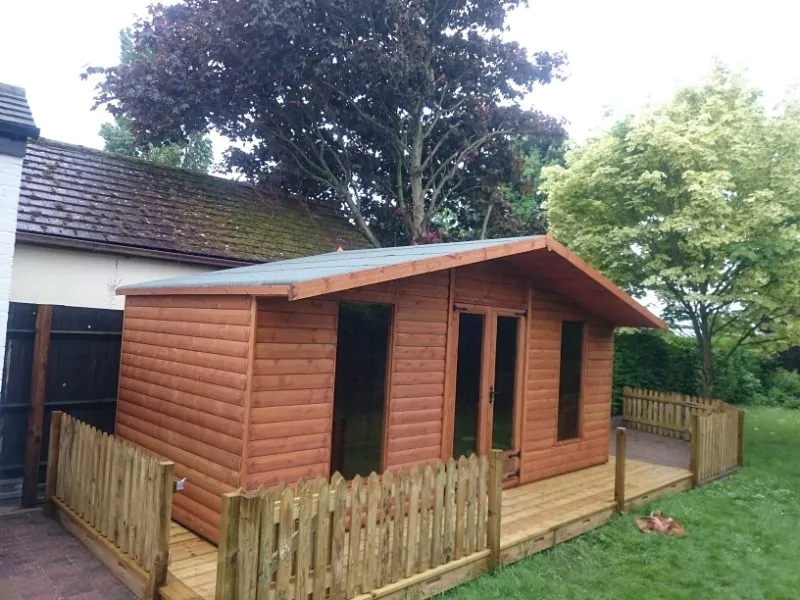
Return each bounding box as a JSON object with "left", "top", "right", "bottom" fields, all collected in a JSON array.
[{"left": 557, "top": 322, "right": 584, "bottom": 441}]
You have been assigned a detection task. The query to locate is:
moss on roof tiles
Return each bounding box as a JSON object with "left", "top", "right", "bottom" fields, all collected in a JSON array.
[{"left": 19, "top": 138, "right": 368, "bottom": 263}]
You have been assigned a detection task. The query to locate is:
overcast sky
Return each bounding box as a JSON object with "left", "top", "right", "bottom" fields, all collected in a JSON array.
[{"left": 1, "top": 0, "right": 798, "bottom": 151}]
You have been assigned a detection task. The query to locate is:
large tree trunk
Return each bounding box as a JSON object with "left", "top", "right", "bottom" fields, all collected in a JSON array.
[
  {"left": 697, "top": 310, "right": 715, "bottom": 399},
  {"left": 409, "top": 110, "right": 426, "bottom": 244}
]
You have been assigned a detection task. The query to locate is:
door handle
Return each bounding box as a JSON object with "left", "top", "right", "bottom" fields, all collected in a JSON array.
[{"left": 488, "top": 386, "right": 495, "bottom": 405}]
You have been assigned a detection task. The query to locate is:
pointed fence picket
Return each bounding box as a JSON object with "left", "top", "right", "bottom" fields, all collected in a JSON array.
[
  {"left": 622, "top": 386, "right": 722, "bottom": 440},
  {"left": 215, "top": 451, "right": 501, "bottom": 600}
]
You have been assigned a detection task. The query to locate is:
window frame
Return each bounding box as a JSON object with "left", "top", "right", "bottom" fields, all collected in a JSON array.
[{"left": 555, "top": 320, "right": 586, "bottom": 444}]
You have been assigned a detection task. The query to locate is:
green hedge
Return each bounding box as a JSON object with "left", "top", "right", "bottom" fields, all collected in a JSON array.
[{"left": 611, "top": 330, "right": 792, "bottom": 413}]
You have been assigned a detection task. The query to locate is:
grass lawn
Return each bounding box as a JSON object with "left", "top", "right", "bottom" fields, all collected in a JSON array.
[{"left": 446, "top": 407, "right": 800, "bottom": 600}]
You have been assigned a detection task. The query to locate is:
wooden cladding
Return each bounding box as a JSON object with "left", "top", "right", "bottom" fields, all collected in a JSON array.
[
  {"left": 46, "top": 412, "right": 174, "bottom": 598},
  {"left": 117, "top": 295, "right": 252, "bottom": 543},
  {"left": 248, "top": 298, "right": 338, "bottom": 488},
  {"left": 215, "top": 452, "right": 501, "bottom": 600},
  {"left": 521, "top": 288, "right": 614, "bottom": 483}
]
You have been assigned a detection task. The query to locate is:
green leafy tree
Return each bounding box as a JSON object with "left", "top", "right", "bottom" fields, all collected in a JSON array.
[
  {"left": 97, "top": 30, "right": 213, "bottom": 173},
  {"left": 544, "top": 68, "right": 800, "bottom": 397},
  {"left": 86, "top": 0, "right": 565, "bottom": 246}
]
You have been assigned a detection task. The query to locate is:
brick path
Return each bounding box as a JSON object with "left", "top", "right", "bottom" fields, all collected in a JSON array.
[{"left": 0, "top": 510, "right": 136, "bottom": 600}]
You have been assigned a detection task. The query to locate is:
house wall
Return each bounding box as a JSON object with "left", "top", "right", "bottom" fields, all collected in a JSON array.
[
  {"left": 0, "top": 150, "right": 24, "bottom": 375},
  {"left": 11, "top": 244, "right": 210, "bottom": 310},
  {"left": 115, "top": 295, "right": 253, "bottom": 543}
]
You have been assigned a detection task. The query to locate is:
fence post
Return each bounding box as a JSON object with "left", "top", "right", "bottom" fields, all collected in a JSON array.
[
  {"left": 22, "top": 304, "right": 53, "bottom": 508},
  {"left": 487, "top": 450, "right": 503, "bottom": 569},
  {"left": 146, "top": 461, "right": 175, "bottom": 600},
  {"left": 614, "top": 427, "right": 626, "bottom": 513},
  {"left": 690, "top": 414, "right": 700, "bottom": 487},
  {"left": 43, "top": 411, "right": 63, "bottom": 517},
  {"left": 216, "top": 492, "right": 242, "bottom": 600},
  {"left": 737, "top": 410, "right": 745, "bottom": 468}
]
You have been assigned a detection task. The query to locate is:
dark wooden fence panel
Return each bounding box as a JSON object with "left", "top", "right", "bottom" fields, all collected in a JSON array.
[{"left": 0, "top": 302, "right": 122, "bottom": 500}]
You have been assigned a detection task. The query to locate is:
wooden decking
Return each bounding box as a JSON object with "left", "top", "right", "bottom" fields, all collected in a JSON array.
[
  {"left": 500, "top": 457, "right": 691, "bottom": 564},
  {"left": 161, "top": 458, "right": 692, "bottom": 600}
]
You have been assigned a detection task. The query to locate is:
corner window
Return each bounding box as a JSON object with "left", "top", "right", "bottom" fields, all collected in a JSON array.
[{"left": 557, "top": 322, "right": 584, "bottom": 441}]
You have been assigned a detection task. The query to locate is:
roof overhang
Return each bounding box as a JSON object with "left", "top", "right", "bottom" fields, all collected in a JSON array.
[{"left": 120, "top": 234, "right": 665, "bottom": 329}]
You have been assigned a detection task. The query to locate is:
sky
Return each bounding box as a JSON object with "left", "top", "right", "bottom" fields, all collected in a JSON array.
[{"left": 1, "top": 0, "right": 799, "bottom": 150}]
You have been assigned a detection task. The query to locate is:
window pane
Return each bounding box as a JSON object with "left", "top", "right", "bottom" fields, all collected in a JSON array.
[{"left": 557, "top": 322, "right": 583, "bottom": 441}]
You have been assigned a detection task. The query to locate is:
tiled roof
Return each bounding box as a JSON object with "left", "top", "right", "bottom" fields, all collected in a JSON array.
[
  {"left": 0, "top": 83, "right": 39, "bottom": 140},
  {"left": 18, "top": 139, "right": 368, "bottom": 264}
]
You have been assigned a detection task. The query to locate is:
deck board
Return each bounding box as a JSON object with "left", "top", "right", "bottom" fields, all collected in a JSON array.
[{"left": 160, "top": 458, "right": 692, "bottom": 600}]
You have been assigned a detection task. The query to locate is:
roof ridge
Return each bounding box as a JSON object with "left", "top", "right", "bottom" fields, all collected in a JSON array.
[{"left": 32, "top": 137, "right": 256, "bottom": 190}]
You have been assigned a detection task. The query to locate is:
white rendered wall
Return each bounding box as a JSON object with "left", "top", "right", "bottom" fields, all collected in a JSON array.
[
  {"left": 0, "top": 152, "right": 24, "bottom": 368},
  {"left": 10, "top": 245, "right": 214, "bottom": 310}
]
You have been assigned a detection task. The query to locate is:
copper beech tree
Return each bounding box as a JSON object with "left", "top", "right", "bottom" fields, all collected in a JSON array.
[{"left": 86, "top": 0, "right": 565, "bottom": 245}]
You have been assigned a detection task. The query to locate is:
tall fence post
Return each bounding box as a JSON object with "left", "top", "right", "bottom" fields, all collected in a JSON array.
[
  {"left": 216, "top": 492, "right": 242, "bottom": 600},
  {"left": 737, "top": 409, "right": 745, "bottom": 468},
  {"left": 487, "top": 450, "right": 503, "bottom": 569},
  {"left": 147, "top": 461, "right": 175, "bottom": 599},
  {"left": 690, "top": 414, "right": 700, "bottom": 487},
  {"left": 614, "top": 427, "right": 626, "bottom": 512},
  {"left": 22, "top": 304, "right": 53, "bottom": 507},
  {"left": 43, "top": 410, "right": 63, "bottom": 517}
]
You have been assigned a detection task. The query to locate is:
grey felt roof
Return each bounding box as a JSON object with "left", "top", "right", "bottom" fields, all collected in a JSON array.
[
  {"left": 119, "top": 236, "right": 543, "bottom": 292},
  {"left": 0, "top": 83, "right": 39, "bottom": 140}
]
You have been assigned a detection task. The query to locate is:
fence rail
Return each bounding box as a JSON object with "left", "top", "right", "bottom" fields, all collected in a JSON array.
[
  {"left": 622, "top": 386, "right": 719, "bottom": 439},
  {"left": 45, "top": 412, "right": 174, "bottom": 599},
  {"left": 216, "top": 452, "right": 502, "bottom": 600}
]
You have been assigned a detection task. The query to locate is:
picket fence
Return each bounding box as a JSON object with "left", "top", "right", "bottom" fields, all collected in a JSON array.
[
  {"left": 216, "top": 453, "right": 502, "bottom": 600},
  {"left": 45, "top": 412, "right": 174, "bottom": 599}
]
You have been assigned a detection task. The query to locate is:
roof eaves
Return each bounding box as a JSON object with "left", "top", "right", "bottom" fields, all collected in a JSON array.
[{"left": 543, "top": 235, "right": 666, "bottom": 330}]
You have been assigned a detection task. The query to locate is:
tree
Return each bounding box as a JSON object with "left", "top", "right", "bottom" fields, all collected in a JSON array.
[
  {"left": 543, "top": 68, "right": 800, "bottom": 397},
  {"left": 439, "top": 135, "right": 565, "bottom": 240},
  {"left": 86, "top": 0, "right": 565, "bottom": 246},
  {"left": 97, "top": 30, "right": 213, "bottom": 173}
]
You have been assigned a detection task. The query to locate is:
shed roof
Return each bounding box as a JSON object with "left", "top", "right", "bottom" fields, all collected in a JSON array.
[
  {"left": 18, "top": 138, "right": 367, "bottom": 266},
  {"left": 119, "top": 234, "right": 665, "bottom": 329}
]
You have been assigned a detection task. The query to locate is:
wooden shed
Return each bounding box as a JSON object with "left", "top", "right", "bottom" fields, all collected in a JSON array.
[{"left": 114, "top": 234, "right": 664, "bottom": 543}]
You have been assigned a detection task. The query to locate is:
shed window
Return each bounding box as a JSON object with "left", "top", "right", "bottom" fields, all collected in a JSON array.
[
  {"left": 331, "top": 302, "right": 392, "bottom": 479},
  {"left": 557, "top": 322, "right": 584, "bottom": 441}
]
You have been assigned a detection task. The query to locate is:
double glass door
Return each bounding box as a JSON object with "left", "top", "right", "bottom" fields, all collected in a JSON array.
[{"left": 452, "top": 307, "right": 524, "bottom": 485}]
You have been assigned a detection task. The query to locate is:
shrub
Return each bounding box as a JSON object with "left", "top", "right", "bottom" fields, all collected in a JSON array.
[
  {"left": 755, "top": 369, "right": 800, "bottom": 409},
  {"left": 612, "top": 330, "right": 790, "bottom": 412}
]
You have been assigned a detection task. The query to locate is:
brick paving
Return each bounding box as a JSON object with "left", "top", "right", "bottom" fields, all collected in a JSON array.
[{"left": 0, "top": 509, "right": 136, "bottom": 600}]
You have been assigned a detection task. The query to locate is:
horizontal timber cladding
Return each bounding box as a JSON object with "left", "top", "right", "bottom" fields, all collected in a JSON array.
[
  {"left": 453, "top": 261, "right": 527, "bottom": 310},
  {"left": 337, "top": 271, "right": 450, "bottom": 470},
  {"left": 247, "top": 298, "right": 339, "bottom": 488},
  {"left": 521, "top": 287, "right": 614, "bottom": 483},
  {"left": 116, "top": 295, "right": 253, "bottom": 543}
]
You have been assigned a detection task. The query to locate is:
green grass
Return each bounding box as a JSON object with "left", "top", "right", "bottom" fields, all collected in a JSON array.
[{"left": 445, "top": 407, "right": 800, "bottom": 600}]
